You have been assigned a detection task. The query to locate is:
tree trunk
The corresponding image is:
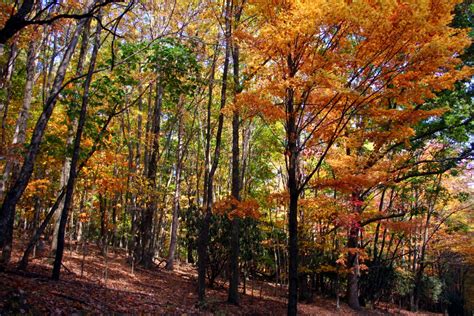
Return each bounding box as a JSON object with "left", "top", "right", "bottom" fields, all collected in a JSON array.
[
  {"left": 197, "top": 6, "right": 230, "bottom": 300},
  {"left": 0, "top": 18, "right": 85, "bottom": 266},
  {"left": 0, "top": 43, "right": 18, "bottom": 156},
  {"left": 347, "top": 192, "right": 363, "bottom": 310},
  {"left": 52, "top": 17, "right": 101, "bottom": 280},
  {"left": 1, "top": 40, "right": 36, "bottom": 200},
  {"left": 413, "top": 177, "right": 440, "bottom": 310},
  {"left": 18, "top": 87, "right": 119, "bottom": 271},
  {"left": 228, "top": 3, "right": 243, "bottom": 303},
  {"left": 51, "top": 21, "right": 91, "bottom": 255},
  {"left": 165, "top": 95, "right": 184, "bottom": 270},
  {"left": 286, "top": 87, "right": 299, "bottom": 316},
  {"left": 138, "top": 75, "right": 163, "bottom": 268},
  {"left": 0, "top": 0, "right": 34, "bottom": 46},
  {"left": 347, "top": 225, "right": 361, "bottom": 310}
]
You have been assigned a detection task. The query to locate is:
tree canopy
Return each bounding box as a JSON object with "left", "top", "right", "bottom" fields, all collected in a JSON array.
[{"left": 0, "top": 0, "right": 473, "bottom": 315}]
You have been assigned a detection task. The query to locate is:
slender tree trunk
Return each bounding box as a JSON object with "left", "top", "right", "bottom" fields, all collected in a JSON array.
[
  {"left": 1, "top": 40, "right": 37, "bottom": 200},
  {"left": 0, "top": 0, "right": 34, "bottom": 46},
  {"left": 99, "top": 194, "right": 107, "bottom": 250},
  {"left": 228, "top": 3, "right": 243, "bottom": 303},
  {"left": 52, "top": 17, "right": 101, "bottom": 280},
  {"left": 0, "top": 43, "right": 18, "bottom": 153},
  {"left": 347, "top": 192, "right": 363, "bottom": 310},
  {"left": 197, "top": 5, "right": 230, "bottom": 300},
  {"left": 51, "top": 20, "right": 91, "bottom": 254},
  {"left": 413, "top": 177, "right": 440, "bottom": 310},
  {"left": 138, "top": 76, "right": 163, "bottom": 267},
  {"left": 283, "top": 80, "right": 301, "bottom": 315},
  {"left": 165, "top": 95, "right": 184, "bottom": 270},
  {"left": 347, "top": 225, "right": 361, "bottom": 309},
  {"left": 0, "top": 18, "right": 85, "bottom": 266},
  {"left": 197, "top": 48, "right": 215, "bottom": 303},
  {"left": 127, "top": 84, "right": 143, "bottom": 258},
  {"left": 18, "top": 93, "right": 119, "bottom": 271}
]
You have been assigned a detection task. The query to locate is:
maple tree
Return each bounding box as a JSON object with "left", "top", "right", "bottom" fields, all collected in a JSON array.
[{"left": 239, "top": 0, "right": 470, "bottom": 313}]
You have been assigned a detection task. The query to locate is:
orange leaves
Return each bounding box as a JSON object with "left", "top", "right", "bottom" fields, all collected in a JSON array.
[
  {"left": 0, "top": 4, "right": 14, "bottom": 26},
  {"left": 314, "top": 173, "right": 386, "bottom": 193},
  {"left": 241, "top": 0, "right": 471, "bottom": 155},
  {"left": 213, "top": 196, "right": 261, "bottom": 220},
  {"left": 384, "top": 219, "right": 419, "bottom": 234},
  {"left": 97, "top": 176, "right": 126, "bottom": 195},
  {"left": 25, "top": 179, "right": 51, "bottom": 198},
  {"left": 78, "top": 212, "right": 89, "bottom": 223},
  {"left": 224, "top": 92, "right": 285, "bottom": 121}
]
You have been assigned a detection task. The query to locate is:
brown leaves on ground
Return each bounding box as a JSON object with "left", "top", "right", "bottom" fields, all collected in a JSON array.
[{"left": 0, "top": 243, "right": 439, "bottom": 315}]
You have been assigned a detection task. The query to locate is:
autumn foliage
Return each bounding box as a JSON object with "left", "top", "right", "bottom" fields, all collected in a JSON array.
[{"left": 0, "top": 0, "right": 473, "bottom": 315}]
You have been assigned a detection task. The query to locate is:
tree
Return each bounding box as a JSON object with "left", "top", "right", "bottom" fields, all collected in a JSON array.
[
  {"left": 52, "top": 13, "right": 102, "bottom": 280},
  {"left": 197, "top": 0, "right": 232, "bottom": 303},
  {"left": 241, "top": 0, "right": 470, "bottom": 313},
  {"left": 228, "top": 0, "right": 246, "bottom": 305},
  {"left": 0, "top": 0, "right": 116, "bottom": 48},
  {"left": 0, "top": 17, "right": 86, "bottom": 265}
]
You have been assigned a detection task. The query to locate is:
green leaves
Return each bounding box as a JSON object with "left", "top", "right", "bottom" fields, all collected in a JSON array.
[{"left": 148, "top": 38, "right": 201, "bottom": 99}]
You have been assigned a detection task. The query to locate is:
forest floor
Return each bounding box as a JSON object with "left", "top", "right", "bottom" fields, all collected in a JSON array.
[{"left": 0, "top": 241, "right": 440, "bottom": 315}]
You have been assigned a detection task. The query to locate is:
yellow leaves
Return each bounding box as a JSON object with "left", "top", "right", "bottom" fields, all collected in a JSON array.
[
  {"left": 64, "top": 0, "right": 85, "bottom": 10},
  {"left": 213, "top": 196, "right": 261, "bottom": 220}
]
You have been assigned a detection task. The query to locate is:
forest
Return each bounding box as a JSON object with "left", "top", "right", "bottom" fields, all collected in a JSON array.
[{"left": 0, "top": 0, "right": 473, "bottom": 315}]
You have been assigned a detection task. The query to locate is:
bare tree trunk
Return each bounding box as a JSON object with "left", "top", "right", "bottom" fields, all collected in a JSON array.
[
  {"left": 0, "top": 0, "right": 34, "bottom": 46},
  {"left": 347, "top": 191, "right": 363, "bottom": 310},
  {"left": 18, "top": 93, "right": 121, "bottom": 271},
  {"left": 126, "top": 84, "right": 143, "bottom": 259},
  {"left": 413, "top": 176, "right": 441, "bottom": 310},
  {"left": 347, "top": 225, "right": 361, "bottom": 310},
  {"left": 0, "top": 43, "right": 18, "bottom": 155}
]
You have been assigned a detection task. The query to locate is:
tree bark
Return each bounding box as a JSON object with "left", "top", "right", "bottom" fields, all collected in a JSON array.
[
  {"left": 51, "top": 20, "right": 91, "bottom": 255},
  {"left": 197, "top": 4, "right": 230, "bottom": 300},
  {"left": 138, "top": 75, "right": 163, "bottom": 268},
  {"left": 0, "top": 0, "right": 34, "bottom": 46},
  {"left": 52, "top": 16, "right": 101, "bottom": 280},
  {"left": 287, "top": 86, "right": 299, "bottom": 316},
  {"left": 0, "top": 18, "right": 85, "bottom": 266},
  {"left": 347, "top": 225, "right": 361, "bottom": 310},
  {"left": 0, "top": 43, "right": 18, "bottom": 155},
  {"left": 228, "top": 2, "right": 243, "bottom": 304},
  {"left": 165, "top": 95, "right": 184, "bottom": 270},
  {"left": 347, "top": 192, "right": 363, "bottom": 310},
  {"left": 1, "top": 40, "right": 36, "bottom": 201}
]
